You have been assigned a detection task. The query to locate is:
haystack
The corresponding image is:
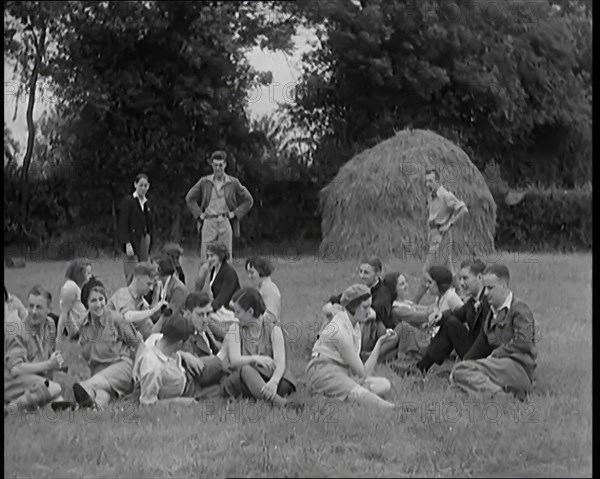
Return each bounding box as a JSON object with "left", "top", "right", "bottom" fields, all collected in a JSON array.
[{"left": 319, "top": 129, "right": 497, "bottom": 263}]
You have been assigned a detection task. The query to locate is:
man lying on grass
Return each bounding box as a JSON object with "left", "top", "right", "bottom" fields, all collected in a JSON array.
[
  {"left": 133, "top": 313, "right": 220, "bottom": 405},
  {"left": 4, "top": 286, "right": 66, "bottom": 413}
]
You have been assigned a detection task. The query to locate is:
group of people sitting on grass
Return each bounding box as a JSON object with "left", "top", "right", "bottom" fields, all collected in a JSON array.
[{"left": 4, "top": 242, "right": 538, "bottom": 414}]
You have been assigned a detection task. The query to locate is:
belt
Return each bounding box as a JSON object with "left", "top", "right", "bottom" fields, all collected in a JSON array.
[{"left": 204, "top": 213, "right": 229, "bottom": 220}]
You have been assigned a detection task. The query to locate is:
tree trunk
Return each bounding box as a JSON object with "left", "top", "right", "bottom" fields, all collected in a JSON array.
[{"left": 20, "top": 23, "right": 46, "bottom": 226}]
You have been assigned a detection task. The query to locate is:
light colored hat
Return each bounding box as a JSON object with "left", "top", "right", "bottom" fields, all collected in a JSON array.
[{"left": 340, "top": 284, "right": 371, "bottom": 308}]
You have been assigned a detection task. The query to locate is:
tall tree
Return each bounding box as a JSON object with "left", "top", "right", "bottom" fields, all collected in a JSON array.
[
  {"left": 4, "top": 1, "right": 68, "bottom": 224},
  {"left": 286, "top": 0, "right": 592, "bottom": 187}
]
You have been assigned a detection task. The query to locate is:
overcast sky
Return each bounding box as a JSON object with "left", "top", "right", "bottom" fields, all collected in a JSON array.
[{"left": 4, "top": 26, "right": 316, "bottom": 150}]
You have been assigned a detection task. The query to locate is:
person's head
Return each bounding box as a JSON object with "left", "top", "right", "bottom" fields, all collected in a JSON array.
[
  {"left": 341, "top": 284, "right": 372, "bottom": 323},
  {"left": 131, "top": 262, "right": 157, "bottom": 297},
  {"left": 458, "top": 259, "right": 487, "bottom": 298},
  {"left": 184, "top": 292, "right": 212, "bottom": 331},
  {"left": 358, "top": 255, "right": 382, "bottom": 288},
  {"left": 65, "top": 258, "right": 92, "bottom": 288},
  {"left": 209, "top": 150, "right": 227, "bottom": 178},
  {"left": 82, "top": 277, "right": 105, "bottom": 308},
  {"left": 27, "top": 285, "right": 52, "bottom": 327},
  {"left": 482, "top": 264, "right": 511, "bottom": 309},
  {"left": 87, "top": 286, "right": 108, "bottom": 319},
  {"left": 162, "top": 242, "right": 183, "bottom": 266},
  {"left": 206, "top": 243, "right": 229, "bottom": 269},
  {"left": 245, "top": 258, "right": 273, "bottom": 287},
  {"left": 160, "top": 315, "right": 194, "bottom": 353},
  {"left": 134, "top": 173, "right": 150, "bottom": 198},
  {"left": 426, "top": 266, "right": 454, "bottom": 297},
  {"left": 230, "top": 287, "right": 266, "bottom": 327},
  {"left": 425, "top": 168, "right": 440, "bottom": 193},
  {"left": 395, "top": 273, "right": 411, "bottom": 300},
  {"left": 156, "top": 254, "right": 176, "bottom": 279}
]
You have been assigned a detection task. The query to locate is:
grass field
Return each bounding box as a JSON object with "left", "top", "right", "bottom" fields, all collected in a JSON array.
[{"left": 4, "top": 250, "right": 592, "bottom": 477}]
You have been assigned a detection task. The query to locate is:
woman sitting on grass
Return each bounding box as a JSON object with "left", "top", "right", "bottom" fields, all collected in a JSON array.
[
  {"left": 71, "top": 284, "right": 142, "bottom": 410},
  {"left": 245, "top": 257, "right": 281, "bottom": 324},
  {"left": 305, "top": 284, "right": 397, "bottom": 410},
  {"left": 219, "top": 287, "right": 297, "bottom": 407},
  {"left": 57, "top": 258, "right": 92, "bottom": 341}
]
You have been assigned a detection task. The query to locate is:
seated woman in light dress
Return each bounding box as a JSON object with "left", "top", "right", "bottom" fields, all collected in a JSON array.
[
  {"left": 305, "top": 284, "right": 397, "bottom": 410},
  {"left": 245, "top": 257, "right": 281, "bottom": 324}
]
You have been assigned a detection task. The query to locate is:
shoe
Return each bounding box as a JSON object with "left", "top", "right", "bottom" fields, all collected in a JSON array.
[
  {"left": 73, "top": 383, "right": 97, "bottom": 409},
  {"left": 51, "top": 400, "right": 77, "bottom": 412}
]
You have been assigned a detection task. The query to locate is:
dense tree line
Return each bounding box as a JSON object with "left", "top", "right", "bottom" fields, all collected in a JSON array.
[{"left": 3, "top": 1, "right": 592, "bottom": 251}]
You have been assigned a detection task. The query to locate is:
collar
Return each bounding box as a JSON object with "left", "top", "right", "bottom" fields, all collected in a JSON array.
[
  {"left": 370, "top": 277, "right": 381, "bottom": 291},
  {"left": 133, "top": 191, "right": 148, "bottom": 205},
  {"left": 128, "top": 284, "right": 142, "bottom": 302},
  {"left": 210, "top": 173, "right": 232, "bottom": 185},
  {"left": 81, "top": 310, "right": 107, "bottom": 327},
  {"left": 430, "top": 185, "right": 443, "bottom": 199},
  {"left": 491, "top": 291, "right": 513, "bottom": 316},
  {"left": 24, "top": 316, "right": 49, "bottom": 334}
]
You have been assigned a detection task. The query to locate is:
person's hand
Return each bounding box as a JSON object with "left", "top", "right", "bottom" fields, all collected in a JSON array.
[
  {"left": 125, "top": 243, "right": 134, "bottom": 257},
  {"left": 424, "top": 310, "right": 442, "bottom": 329},
  {"left": 48, "top": 351, "right": 65, "bottom": 370},
  {"left": 252, "top": 356, "right": 275, "bottom": 371},
  {"left": 199, "top": 213, "right": 206, "bottom": 221},
  {"left": 184, "top": 355, "right": 206, "bottom": 376},
  {"left": 377, "top": 328, "right": 397, "bottom": 345},
  {"left": 261, "top": 378, "right": 279, "bottom": 401},
  {"left": 228, "top": 211, "right": 235, "bottom": 219},
  {"left": 366, "top": 307, "right": 376, "bottom": 321},
  {"left": 155, "top": 299, "right": 169, "bottom": 312}
]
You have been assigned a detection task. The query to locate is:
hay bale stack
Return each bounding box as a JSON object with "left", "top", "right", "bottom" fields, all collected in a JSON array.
[{"left": 319, "top": 129, "right": 497, "bottom": 262}]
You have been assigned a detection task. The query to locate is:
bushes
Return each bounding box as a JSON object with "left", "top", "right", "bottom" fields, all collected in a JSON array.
[{"left": 492, "top": 184, "right": 592, "bottom": 253}]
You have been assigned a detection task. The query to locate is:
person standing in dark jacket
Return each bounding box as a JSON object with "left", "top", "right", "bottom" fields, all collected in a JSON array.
[{"left": 118, "top": 173, "right": 153, "bottom": 286}]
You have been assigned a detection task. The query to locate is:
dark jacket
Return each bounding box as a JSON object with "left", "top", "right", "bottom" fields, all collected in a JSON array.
[
  {"left": 118, "top": 194, "right": 153, "bottom": 253},
  {"left": 210, "top": 262, "right": 240, "bottom": 311},
  {"left": 439, "top": 289, "right": 489, "bottom": 341},
  {"left": 464, "top": 295, "right": 538, "bottom": 381}
]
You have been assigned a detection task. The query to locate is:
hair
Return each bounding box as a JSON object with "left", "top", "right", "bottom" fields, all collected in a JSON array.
[
  {"left": 161, "top": 315, "right": 193, "bottom": 344},
  {"left": 206, "top": 243, "right": 229, "bottom": 263},
  {"left": 134, "top": 173, "right": 149, "bottom": 184},
  {"left": 382, "top": 272, "right": 401, "bottom": 300},
  {"left": 427, "top": 266, "right": 454, "bottom": 295},
  {"left": 161, "top": 242, "right": 183, "bottom": 259},
  {"left": 65, "top": 258, "right": 91, "bottom": 287},
  {"left": 425, "top": 168, "right": 439, "bottom": 181},
  {"left": 87, "top": 285, "right": 108, "bottom": 304},
  {"left": 81, "top": 277, "right": 105, "bottom": 307},
  {"left": 483, "top": 264, "right": 510, "bottom": 284},
  {"left": 231, "top": 287, "right": 266, "bottom": 317},
  {"left": 210, "top": 150, "right": 227, "bottom": 162},
  {"left": 359, "top": 255, "right": 382, "bottom": 273},
  {"left": 156, "top": 254, "right": 176, "bottom": 277},
  {"left": 184, "top": 292, "right": 211, "bottom": 311},
  {"left": 460, "top": 258, "right": 487, "bottom": 277},
  {"left": 133, "top": 262, "right": 158, "bottom": 278},
  {"left": 28, "top": 285, "right": 52, "bottom": 306},
  {"left": 245, "top": 258, "right": 273, "bottom": 278},
  {"left": 345, "top": 294, "right": 371, "bottom": 315},
  {"left": 4, "top": 286, "right": 8, "bottom": 303}
]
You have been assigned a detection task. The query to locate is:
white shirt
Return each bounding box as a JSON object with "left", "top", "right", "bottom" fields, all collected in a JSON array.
[
  {"left": 133, "top": 191, "right": 148, "bottom": 210},
  {"left": 491, "top": 291, "right": 513, "bottom": 319}
]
